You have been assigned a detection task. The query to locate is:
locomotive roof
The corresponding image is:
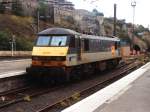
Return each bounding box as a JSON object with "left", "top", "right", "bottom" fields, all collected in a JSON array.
[
  {"left": 38, "top": 28, "right": 79, "bottom": 35},
  {"left": 38, "top": 27, "right": 120, "bottom": 42},
  {"left": 81, "top": 34, "right": 120, "bottom": 42}
]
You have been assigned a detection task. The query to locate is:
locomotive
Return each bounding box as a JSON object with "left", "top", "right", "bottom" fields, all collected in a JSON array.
[{"left": 26, "top": 28, "right": 121, "bottom": 81}]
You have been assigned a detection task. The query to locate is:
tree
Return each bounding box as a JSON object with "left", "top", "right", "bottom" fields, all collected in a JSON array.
[
  {"left": 136, "top": 25, "right": 149, "bottom": 32},
  {"left": 0, "top": 31, "right": 33, "bottom": 51},
  {"left": 92, "top": 8, "right": 104, "bottom": 16},
  {"left": 12, "top": 0, "right": 24, "bottom": 16},
  {"left": 0, "top": 31, "right": 10, "bottom": 50},
  {"left": 0, "top": 3, "right": 6, "bottom": 14},
  {"left": 15, "top": 38, "right": 33, "bottom": 51}
]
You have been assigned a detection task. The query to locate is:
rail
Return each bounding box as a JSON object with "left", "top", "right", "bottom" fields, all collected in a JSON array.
[
  {"left": 36, "top": 62, "right": 141, "bottom": 112},
  {"left": 0, "top": 60, "right": 142, "bottom": 112}
]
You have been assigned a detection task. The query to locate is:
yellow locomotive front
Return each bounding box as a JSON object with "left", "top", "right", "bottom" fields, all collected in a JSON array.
[
  {"left": 26, "top": 28, "right": 80, "bottom": 79},
  {"left": 32, "top": 35, "right": 68, "bottom": 67}
]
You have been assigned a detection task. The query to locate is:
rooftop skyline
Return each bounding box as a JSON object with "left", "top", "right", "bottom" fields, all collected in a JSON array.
[{"left": 68, "top": 0, "right": 150, "bottom": 29}]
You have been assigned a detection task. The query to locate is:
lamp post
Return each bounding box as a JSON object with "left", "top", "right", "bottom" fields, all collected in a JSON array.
[
  {"left": 11, "top": 35, "right": 16, "bottom": 57},
  {"left": 113, "top": 4, "right": 117, "bottom": 36},
  {"left": 37, "top": 9, "right": 40, "bottom": 33},
  {"left": 131, "top": 1, "right": 136, "bottom": 51}
]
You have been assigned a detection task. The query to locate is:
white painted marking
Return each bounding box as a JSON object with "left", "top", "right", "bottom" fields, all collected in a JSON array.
[
  {"left": 62, "top": 62, "right": 150, "bottom": 112},
  {"left": 0, "top": 59, "right": 31, "bottom": 63},
  {"left": 105, "top": 84, "right": 132, "bottom": 104},
  {"left": 0, "top": 71, "right": 26, "bottom": 79},
  {"left": 141, "top": 62, "right": 150, "bottom": 69}
]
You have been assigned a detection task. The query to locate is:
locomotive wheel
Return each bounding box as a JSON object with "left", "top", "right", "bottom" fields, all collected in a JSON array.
[{"left": 64, "top": 67, "right": 72, "bottom": 82}]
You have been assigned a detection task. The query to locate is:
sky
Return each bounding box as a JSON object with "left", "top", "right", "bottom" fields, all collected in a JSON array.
[{"left": 68, "top": 0, "right": 150, "bottom": 28}]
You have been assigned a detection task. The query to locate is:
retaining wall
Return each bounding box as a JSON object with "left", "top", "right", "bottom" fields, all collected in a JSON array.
[{"left": 0, "top": 51, "right": 32, "bottom": 56}]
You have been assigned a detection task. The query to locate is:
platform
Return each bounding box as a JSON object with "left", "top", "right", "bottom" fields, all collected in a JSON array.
[
  {"left": 0, "top": 59, "right": 30, "bottom": 78},
  {"left": 98, "top": 65, "right": 150, "bottom": 112},
  {"left": 62, "top": 62, "right": 150, "bottom": 112}
]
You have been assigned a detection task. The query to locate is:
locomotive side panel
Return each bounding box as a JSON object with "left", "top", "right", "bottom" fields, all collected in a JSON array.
[{"left": 65, "top": 35, "right": 121, "bottom": 66}]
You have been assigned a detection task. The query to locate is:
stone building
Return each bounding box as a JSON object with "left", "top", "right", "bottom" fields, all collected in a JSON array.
[
  {"left": 74, "top": 9, "right": 105, "bottom": 35},
  {"left": 20, "top": 0, "right": 38, "bottom": 16},
  {"left": 0, "top": 0, "right": 105, "bottom": 35},
  {"left": 51, "top": 7, "right": 105, "bottom": 35},
  {"left": 45, "top": 0, "right": 74, "bottom": 24},
  {"left": 0, "top": 0, "right": 12, "bottom": 12},
  {"left": 53, "top": 6, "right": 74, "bottom": 24},
  {"left": 45, "top": 0, "right": 74, "bottom": 10},
  {"left": 0, "top": 0, "right": 38, "bottom": 16}
]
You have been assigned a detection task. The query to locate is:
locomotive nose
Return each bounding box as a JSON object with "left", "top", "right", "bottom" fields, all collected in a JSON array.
[
  {"left": 32, "top": 47, "right": 68, "bottom": 56},
  {"left": 31, "top": 47, "right": 68, "bottom": 67}
]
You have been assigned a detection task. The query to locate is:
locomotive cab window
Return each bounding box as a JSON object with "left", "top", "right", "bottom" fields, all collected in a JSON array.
[
  {"left": 36, "top": 35, "right": 68, "bottom": 46},
  {"left": 36, "top": 36, "right": 51, "bottom": 46},
  {"left": 51, "top": 36, "right": 67, "bottom": 46}
]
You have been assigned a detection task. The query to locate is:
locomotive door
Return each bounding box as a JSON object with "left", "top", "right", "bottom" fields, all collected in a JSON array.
[{"left": 76, "top": 36, "right": 81, "bottom": 60}]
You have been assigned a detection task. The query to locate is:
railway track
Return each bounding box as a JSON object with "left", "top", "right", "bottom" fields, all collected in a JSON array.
[
  {"left": 0, "top": 83, "right": 66, "bottom": 109},
  {"left": 36, "top": 61, "right": 141, "bottom": 112},
  {"left": 0, "top": 60, "right": 141, "bottom": 112}
]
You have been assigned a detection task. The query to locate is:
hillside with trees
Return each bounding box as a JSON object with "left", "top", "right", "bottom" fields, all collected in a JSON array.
[
  {"left": 0, "top": 0, "right": 150, "bottom": 51},
  {"left": 0, "top": 14, "right": 34, "bottom": 50}
]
